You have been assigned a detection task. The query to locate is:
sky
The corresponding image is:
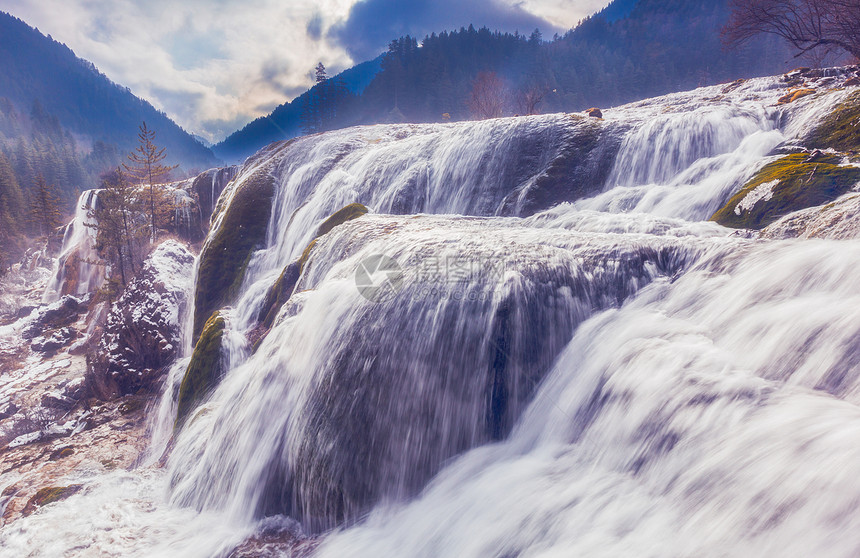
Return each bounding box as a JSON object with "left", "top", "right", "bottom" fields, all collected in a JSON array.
[{"left": 1, "top": 0, "right": 610, "bottom": 142}]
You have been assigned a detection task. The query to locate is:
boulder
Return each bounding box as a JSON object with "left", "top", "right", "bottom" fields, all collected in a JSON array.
[
  {"left": 31, "top": 327, "right": 77, "bottom": 354},
  {"left": 176, "top": 310, "right": 226, "bottom": 425},
  {"left": 193, "top": 166, "right": 276, "bottom": 341},
  {"left": 22, "top": 296, "right": 85, "bottom": 340},
  {"left": 89, "top": 240, "right": 195, "bottom": 399},
  {"left": 711, "top": 153, "right": 860, "bottom": 229},
  {"left": 585, "top": 107, "right": 603, "bottom": 118}
]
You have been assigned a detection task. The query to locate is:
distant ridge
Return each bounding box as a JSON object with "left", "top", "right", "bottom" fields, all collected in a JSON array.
[
  {"left": 0, "top": 11, "right": 218, "bottom": 170},
  {"left": 212, "top": 0, "right": 796, "bottom": 164}
]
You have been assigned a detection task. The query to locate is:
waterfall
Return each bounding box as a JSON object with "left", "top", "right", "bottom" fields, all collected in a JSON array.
[
  {"left": 43, "top": 189, "right": 104, "bottom": 302},
  {"left": 4, "top": 74, "right": 860, "bottom": 557},
  {"left": 312, "top": 237, "right": 860, "bottom": 558}
]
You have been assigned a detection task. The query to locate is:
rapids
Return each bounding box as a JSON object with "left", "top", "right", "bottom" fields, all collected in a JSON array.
[{"left": 3, "top": 74, "right": 860, "bottom": 557}]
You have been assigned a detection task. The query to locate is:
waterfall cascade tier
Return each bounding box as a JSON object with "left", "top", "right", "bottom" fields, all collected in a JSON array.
[{"left": 3, "top": 70, "right": 860, "bottom": 557}]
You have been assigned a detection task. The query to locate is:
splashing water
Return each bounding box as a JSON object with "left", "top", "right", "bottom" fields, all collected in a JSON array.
[{"left": 4, "top": 75, "right": 860, "bottom": 557}]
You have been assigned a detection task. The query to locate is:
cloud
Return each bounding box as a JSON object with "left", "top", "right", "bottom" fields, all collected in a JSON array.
[
  {"left": 330, "top": 0, "right": 563, "bottom": 61},
  {"left": 3, "top": 0, "right": 609, "bottom": 142},
  {"left": 3, "top": 0, "right": 355, "bottom": 142}
]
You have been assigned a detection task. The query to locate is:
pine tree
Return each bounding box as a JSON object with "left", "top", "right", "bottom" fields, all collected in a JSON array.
[
  {"left": 302, "top": 63, "right": 329, "bottom": 134},
  {"left": 87, "top": 168, "right": 146, "bottom": 287},
  {"left": 0, "top": 152, "right": 25, "bottom": 235},
  {"left": 29, "top": 173, "right": 62, "bottom": 236},
  {"left": 123, "top": 121, "right": 177, "bottom": 242}
]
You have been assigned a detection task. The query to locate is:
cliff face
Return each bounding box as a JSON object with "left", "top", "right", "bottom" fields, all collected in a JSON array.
[{"left": 89, "top": 240, "right": 194, "bottom": 399}]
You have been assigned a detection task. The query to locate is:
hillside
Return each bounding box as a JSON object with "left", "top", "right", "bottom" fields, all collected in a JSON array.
[
  {"left": 213, "top": 0, "right": 798, "bottom": 163},
  {"left": 213, "top": 56, "right": 382, "bottom": 162},
  {"left": 0, "top": 11, "right": 217, "bottom": 171}
]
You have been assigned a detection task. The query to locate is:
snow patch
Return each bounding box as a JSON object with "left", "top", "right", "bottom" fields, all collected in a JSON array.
[{"left": 735, "top": 179, "right": 779, "bottom": 215}]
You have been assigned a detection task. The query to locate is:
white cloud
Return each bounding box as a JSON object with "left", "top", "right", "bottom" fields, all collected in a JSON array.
[
  {"left": 512, "top": 0, "right": 611, "bottom": 30},
  {"left": 2, "top": 0, "right": 609, "bottom": 141}
]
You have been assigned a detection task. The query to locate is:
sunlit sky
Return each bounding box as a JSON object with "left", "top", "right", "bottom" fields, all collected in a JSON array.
[{"left": 1, "top": 0, "right": 610, "bottom": 142}]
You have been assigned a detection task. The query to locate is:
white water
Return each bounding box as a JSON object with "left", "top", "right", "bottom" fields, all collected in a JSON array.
[
  {"left": 3, "top": 75, "right": 860, "bottom": 557},
  {"left": 43, "top": 189, "right": 103, "bottom": 302}
]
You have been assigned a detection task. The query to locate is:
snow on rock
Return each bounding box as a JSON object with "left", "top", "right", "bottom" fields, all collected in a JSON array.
[
  {"left": 89, "top": 240, "right": 195, "bottom": 399},
  {"left": 735, "top": 179, "right": 779, "bottom": 215}
]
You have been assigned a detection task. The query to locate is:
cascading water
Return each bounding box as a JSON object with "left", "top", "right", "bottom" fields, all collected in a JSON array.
[
  {"left": 43, "top": 189, "right": 104, "bottom": 302},
  {"left": 3, "top": 75, "right": 860, "bottom": 557}
]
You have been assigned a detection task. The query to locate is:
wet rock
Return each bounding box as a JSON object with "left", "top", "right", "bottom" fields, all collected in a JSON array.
[
  {"left": 585, "top": 107, "right": 603, "bottom": 118},
  {"left": 21, "top": 485, "right": 82, "bottom": 516},
  {"left": 30, "top": 327, "right": 77, "bottom": 353},
  {"left": 777, "top": 88, "right": 815, "bottom": 105},
  {"left": 22, "top": 296, "right": 85, "bottom": 340},
  {"left": 193, "top": 165, "right": 276, "bottom": 340},
  {"left": 89, "top": 240, "right": 194, "bottom": 399},
  {"left": 227, "top": 517, "right": 317, "bottom": 558},
  {"left": 176, "top": 310, "right": 226, "bottom": 426},
  {"left": 191, "top": 166, "right": 238, "bottom": 227},
  {"left": 846, "top": 76, "right": 860, "bottom": 87},
  {"left": 15, "top": 306, "right": 35, "bottom": 319}
]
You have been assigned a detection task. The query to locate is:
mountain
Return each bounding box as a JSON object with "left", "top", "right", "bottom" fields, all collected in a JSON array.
[
  {"left": 213, "top": 56, "right": 382, "bottom": 162},
  {"left": 213, "top": 0, "right": 797, "bottom": 164},
  {"left": 0, "top": 11, "right": 217, "bottom": 171},
  {"left": 597, "top": 0, "right": 640, "bottom": 22}
]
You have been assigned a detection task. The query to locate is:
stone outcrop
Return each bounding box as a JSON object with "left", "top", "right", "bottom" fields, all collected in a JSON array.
[
  {"left": 89, "top": 240, "right": 194, "bottom": 399},
  {"left": 193, "top": 164, "right": 276, "bottom": 340}
]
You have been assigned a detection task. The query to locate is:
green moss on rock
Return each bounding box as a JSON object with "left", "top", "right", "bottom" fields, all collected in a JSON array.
[
  {"left": 257, "top": 261, "right": 302, "bottom": 329},
  {"left": 23, "top": 485, "right": 82, "bottom": 515},
  {"left": 807, "top": 91, "right": 860, "bottom": 152},
  {"left": 176, "top": 311, "right": 226, "bottom": 426},
  {"left": 252, "top": 204, "right": 368, "bottom": 345},
  {"left": 315, "top": 203, "right": 368, "bottom": 237},
  {"left": 193, "top": 169, "right": 276, "bottom": 340},
  {"left": 711, "top": 153, "right": 860, "bottom": 229}
]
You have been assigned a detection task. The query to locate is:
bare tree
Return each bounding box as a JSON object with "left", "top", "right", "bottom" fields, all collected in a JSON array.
[
  {"left": 468, "top": 72, "right": 508, "bottom": 120},
  {"left": 724, "top": 0, "right": 860, "bottom": 60},
  {"left": 516, "top": 85, "right": 547, "bottom": 116}
]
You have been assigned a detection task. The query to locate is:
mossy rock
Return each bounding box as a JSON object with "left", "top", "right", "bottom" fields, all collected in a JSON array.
[
  {"left": 193, "top": 168, "right": 276, "bottom": 340},
  {"left": 252, "top": 203, "right": 368, "bottom": 346},
  {"left": 711, "top": 153, "right": 860, "bottom": 229},
  {"left": 257, "top": 261, "right": 302, "bottom": 330},
  {"left": 806, "top": 91, "right": 860, "bottom": 152},
  {"left": 23, "top": 485, "right": 83, "bottom": 515},
  {"left": 176, "top": 311, "right": 226, "bottom": 426},
  {"left": 315, "top": 203, "right": 368, "bottom": 237}
]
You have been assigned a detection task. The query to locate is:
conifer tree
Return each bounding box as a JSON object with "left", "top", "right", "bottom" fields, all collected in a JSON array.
[
  {"left": 87, "top": 168, "right": 146, "bottom": 287},
  {"left": 29, "top": 173, "right": 62, "bottom": 236},
  {"left": 123, "top": 122, "right": 177, "bottom": 242},
  {"left": 0, "top": 152, "right": 25, "bottom": 236}
]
